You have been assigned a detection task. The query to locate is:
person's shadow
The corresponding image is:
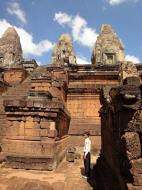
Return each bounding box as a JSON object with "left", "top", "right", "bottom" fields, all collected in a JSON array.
[{"left": 80, "top": 164, "right": 97, "bottom": 190}]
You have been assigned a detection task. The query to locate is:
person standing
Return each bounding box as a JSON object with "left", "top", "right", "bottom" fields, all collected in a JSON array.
[{"left": 83, "top": 131, "right": 91, "bottom": 179}]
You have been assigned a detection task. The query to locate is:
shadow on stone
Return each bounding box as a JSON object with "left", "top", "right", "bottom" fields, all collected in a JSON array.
[{"left": 87, "top": 165, "right": 97, "bottom": 190}]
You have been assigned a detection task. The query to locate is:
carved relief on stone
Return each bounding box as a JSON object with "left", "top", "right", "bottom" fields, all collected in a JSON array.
[
  {"left": 128, "top": 110, "right": 142, "bottom": 132},
  {"left": 92, "top": 24, "right": 125, "bottom": 65},
  {"left": 51, "top": 33, "right": 76, "bottom": 65},
  {"left": 0, "top": 27, "right": 23, "bottom": 67},
  {"left": 119, "top": 61, "right": 140, "bottom": 83}
]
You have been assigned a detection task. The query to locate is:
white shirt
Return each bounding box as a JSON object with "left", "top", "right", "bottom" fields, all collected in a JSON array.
[{"left": 84, "top": 137, "right": 91, "bottom": 157}]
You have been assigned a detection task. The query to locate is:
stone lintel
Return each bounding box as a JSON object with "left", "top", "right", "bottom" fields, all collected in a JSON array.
[{"left": 68, "top": 84, "right": 118, "bottom": 94}]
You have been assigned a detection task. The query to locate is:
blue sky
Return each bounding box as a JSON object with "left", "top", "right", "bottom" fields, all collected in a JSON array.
[{"left": 0, "top": 0, "right": 142, "bottom": 65}]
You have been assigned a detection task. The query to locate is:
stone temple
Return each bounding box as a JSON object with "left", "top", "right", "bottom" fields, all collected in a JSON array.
[{"left": 0, "top": 24, "right": 142, "bottom": 190}]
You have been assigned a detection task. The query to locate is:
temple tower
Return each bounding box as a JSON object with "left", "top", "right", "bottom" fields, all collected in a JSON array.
[
  {"left": 0, "top": 27, "right": 23, "bottom": 67},
  {"left": 51, "top": 33, "right": 76, "bottom": 66},
  {"left": 92, "top": 24, "right": 125, "bottom": 65}
]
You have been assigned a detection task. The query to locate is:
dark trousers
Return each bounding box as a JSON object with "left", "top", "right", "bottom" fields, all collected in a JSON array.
[{"left": 84, "top": 152, "right": 91, "bottom": 177}]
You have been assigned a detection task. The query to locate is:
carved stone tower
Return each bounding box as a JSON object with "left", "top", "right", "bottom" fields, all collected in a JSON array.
[
  {"left": 92, "top": 24, "right": 125, "bottom": 65},
  {"left": 0, "top": 27, "right": 23, "bottom": 67},
  {"left": 51, "top": 33, "right": 76, "bottom": 66}
]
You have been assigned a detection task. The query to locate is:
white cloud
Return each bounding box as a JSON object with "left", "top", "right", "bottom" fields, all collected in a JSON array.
[
  {"left": 108, "top": 0, "right": 126, "bottom": 5},
  {"left": 72, "top": 15, "right": 87, "bottom": 40},
  {"left": 7, "top": 2, "right": 27, "bottom": 24},
  {"left": 125, "top": 54, "right": 140, "bottom": 63},
  {"left": 0, "top": 19, "right": 54, "bottom": 57},
  {"left": 54, "top": 12, "right": 98, "bottom": 48},
  {"left": 54, "top": 12, "right": 72, "bottom": 26},
  {"left": 77, "top": 55, "right": 90, "bottom": 64},
  {"left": 107, "top": 0, "right": 139, "bottom": 6}
]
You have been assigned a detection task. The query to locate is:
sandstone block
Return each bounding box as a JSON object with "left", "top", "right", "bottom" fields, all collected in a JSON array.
[
  {"left": 127, "top": 184, "right": 142, "bottom": 190},
  {"left": 27, "top": 101, "right": 34, "bottom": 107},
  {"left": 26, "top": 116, "right": 33, "bottom": 122},
  {"left": 40, "top": 121, "right": 50, "bottom": 129},
  {"left": 121, "top": 132, "right": 141, "bottom": 160},
  {"left": 33, "top": 117, "right": 40, "bottom": 122},
  {"left": 47, "top": 122, "right": 57, "bottom": 138},
  {"left": 13, "top": 121, "right": 20, "bottom": 128},
  {"left": 40, "top": 129, "right": 48, "bottom": 137},
  {"left": 19, "top": 126, "right": 24, "bottom": 136},
  {"left": 25, "top": 121, "right": 34, "bottom": 129},
  {"left": 25, "top": 129, "right": 40, "bottom": 137},
  {"left": 47, "top": 129, "right": 57, "bottom": 138},
  {"left": 133, "top": 176, "right": 142, "bottom": 186},
  {"left": 20, "top": 121, "right": 25, "bottom": 128},
  {"left": 130, "top": 159, "right": 142, "bottom": 176},
  {"left": 128, "top": 110, "right": 142, "bottom": 133},
  {"left": 34, "top": 122, "right": 40, "bottom": 129}
]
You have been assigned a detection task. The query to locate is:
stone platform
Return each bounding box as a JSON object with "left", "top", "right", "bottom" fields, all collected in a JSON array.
[
  {"left": 4, "top": 136, "right": 70, "bottom": 171},
  {"left": 0, "top": 151, "right": 98, "bottom": 190}
]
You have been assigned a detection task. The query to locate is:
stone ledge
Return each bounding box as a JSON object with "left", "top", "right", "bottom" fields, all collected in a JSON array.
[{"left": 5, "top": 155, "right": 57, "bottom": 170}]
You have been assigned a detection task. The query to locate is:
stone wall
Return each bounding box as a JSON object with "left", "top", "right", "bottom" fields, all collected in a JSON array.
[
  {"left": 95, "top": 64, "right": 142, "bottom": 190},
  {"left": 67, "top": 94, "right": 101, "bottom": 135},
  {"left": 67, "top": 64, "right": 119, "bottom": 149}
]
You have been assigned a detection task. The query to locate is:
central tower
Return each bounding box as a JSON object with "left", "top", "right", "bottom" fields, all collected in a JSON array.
[{"left": 51, "top": 33, "right": 76, "bottom": 66}]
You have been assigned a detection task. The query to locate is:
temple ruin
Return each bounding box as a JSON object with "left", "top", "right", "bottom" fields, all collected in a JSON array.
[
  {"left": 95, "top": 61, "right": 142, "bottom": 190},
  {"left": 92, "top": 24, "right": 125, "bottom": 65},
  {"left": 0, "top": 24, "right": 142, "bottom": 190},
  {"left": 0, "top": 27, "right": 23, "bottom": 67}
]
